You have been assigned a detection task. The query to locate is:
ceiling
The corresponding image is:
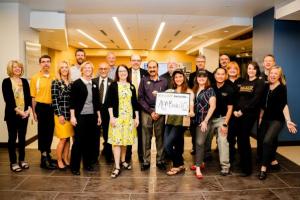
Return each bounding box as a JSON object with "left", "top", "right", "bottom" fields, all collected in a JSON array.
[{"left": 2, "top": 0, "right": 282, "bottom": 55}]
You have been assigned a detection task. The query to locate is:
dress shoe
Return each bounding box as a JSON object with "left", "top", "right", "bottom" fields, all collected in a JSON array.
[
  {"left": 270, "top": 163, "right": 280, "bottom": 171},
  {"left": 220, "top": 169, "right": 231, "bottom": 176},
  {"left": 40, "top": 156, "right": 56, "bottom": 170},
  {"left": 71, "top": 170, "right": 80, "bottom": 175},
  {"left": 156, "top": 163, "right": 167, "bottom": 170},
  {"left": 141, "top": 164, "right": 150, "bottom": 171},
  {"left": 258, "top": 171, "right": 267, "bottom": 180}
]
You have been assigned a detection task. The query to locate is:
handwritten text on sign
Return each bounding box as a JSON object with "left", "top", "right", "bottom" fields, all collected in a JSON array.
[{"left": 155, "top": 92, "right": 190, "bottom": 116}]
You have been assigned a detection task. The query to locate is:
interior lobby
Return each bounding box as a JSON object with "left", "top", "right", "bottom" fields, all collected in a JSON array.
[{"left": 0, "top": 0, "right": 300, "bottom": 199}]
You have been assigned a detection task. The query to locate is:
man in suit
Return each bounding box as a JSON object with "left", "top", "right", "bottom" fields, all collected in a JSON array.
[
  {"left": 126, "top": 54, "right": 148, "bottom": 162},
  {"left": 93, "top": 62, "right": 113, "bottom": 163}
]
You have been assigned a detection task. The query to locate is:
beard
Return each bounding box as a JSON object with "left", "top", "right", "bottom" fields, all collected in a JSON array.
[{"left": 77, "top": 58, "right": 84, "bottom": 65}]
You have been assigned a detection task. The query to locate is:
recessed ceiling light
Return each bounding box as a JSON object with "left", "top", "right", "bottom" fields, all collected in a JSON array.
[
  {"left": 224, "top": 30, "right": 229, "bottom": 33},
  {"left": 151, "top": 22, "right": 166, "bottom": 50},
  {"left": 112, "top": 17, "right": 132, "bottom": 49},
  {"left": 76, "top": 29, "right": 106, "bottom": 48},
  {"left": 78, "top": 42, "right": 88, "bottom": 48},
  {"left": 172, "top": 35, "right": 193, "bottom": 50}
]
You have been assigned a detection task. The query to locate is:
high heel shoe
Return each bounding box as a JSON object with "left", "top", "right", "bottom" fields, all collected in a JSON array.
[
  {"left": 62, "top": 159, "right": 70, "bottom": 168},
  {"left": 258, "top": 171, "right": 267, "bottom": 180}
]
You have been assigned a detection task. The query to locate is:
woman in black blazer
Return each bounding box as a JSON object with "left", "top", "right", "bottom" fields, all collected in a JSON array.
[
  {"left": 2, "top": 60, "right": 31, "bottom": 172},
  {"left": 106, "top": 65, "right": 139, "bottom": 178},
  {"left": 69, "top": 61, "right": 101, "bottom": 175}
]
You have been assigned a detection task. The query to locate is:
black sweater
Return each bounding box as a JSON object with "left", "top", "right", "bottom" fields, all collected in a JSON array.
[
  {"left": 106, "top": 82, "right": 138, "bottom": 119},
  {"left": 262, "top": 84, "right": 287, "bottom": 122},
  {"left": 235, "top": 77, "right": 265, "bottom": 114},
  {"left": 2, "top": 78, "right": 31, "bottom": 121},
  {"left": 70, "top": 79, "right": 101, "bottom": 118}
]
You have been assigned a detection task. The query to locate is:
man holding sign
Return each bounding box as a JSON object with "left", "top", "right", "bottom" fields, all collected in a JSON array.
[{"left": 138, "top": 60, "right": 168, "bottom": 171}]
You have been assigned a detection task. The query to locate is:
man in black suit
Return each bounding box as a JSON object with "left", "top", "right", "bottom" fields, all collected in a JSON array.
[
  {"left": 93, "top": 62, "right": 113, "bottom": 163},
  {"left": 188, "top": 55, "right": 214, "bottom": 155},
  {"left": 126, "top": 54, "right": 148, "bottom": 162}
]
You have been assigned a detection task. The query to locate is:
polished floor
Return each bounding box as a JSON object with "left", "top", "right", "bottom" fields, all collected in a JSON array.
[{"left": 1, "top": 137, "right": 300, "bottom": 200}]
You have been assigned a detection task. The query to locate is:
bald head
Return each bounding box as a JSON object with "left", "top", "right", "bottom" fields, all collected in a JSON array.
[
  {"left": 130, "top": 54, "right": 142, "bottom": 70},
  {"left": 167, "top": 61, "right": 178, "bottom": 74},
  {"left": 98, "top": 62, "right": 110, "bottom": 78}
]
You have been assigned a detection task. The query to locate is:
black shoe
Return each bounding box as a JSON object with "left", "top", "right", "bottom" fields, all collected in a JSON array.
[
  {"left": 47, "top": 155, "right": 58, "bottom": 168},
  {"left": 258, "top": 171, "right": 267, "bottom": 180},
  {"left": 156, "top": 163, "right": 166, "bottom": 170},
  {"left": 40, "top": 156, "right": 56, "bottom": 170},
  {"left": 270, "top": 163, "right": 280, "bottom": 171},
  {"left": 141, "top": 164, "right": 150, "bottom": 171},
  {"left": 71, "top": 170, "right": 80, "bottom": 175}
]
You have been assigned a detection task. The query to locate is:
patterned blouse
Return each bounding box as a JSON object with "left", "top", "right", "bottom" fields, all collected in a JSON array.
[
  {"left": 193, "top": 87, "right": 215, "bottom": 125},
  {"left": 51, "top": 79, "right": 72, "bottom": 120}
]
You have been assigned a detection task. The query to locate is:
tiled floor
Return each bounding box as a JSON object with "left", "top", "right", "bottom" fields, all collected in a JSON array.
[{"left": 0, "top": 136, "right": 300, "bottom": 200}]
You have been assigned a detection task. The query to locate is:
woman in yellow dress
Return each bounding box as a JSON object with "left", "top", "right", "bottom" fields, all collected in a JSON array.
[
  {"left": 107, "top": 65, "right": 139, "bottom": 178},
  {"left": 51, "top": 61, "right": 74, "bottom": 170}
]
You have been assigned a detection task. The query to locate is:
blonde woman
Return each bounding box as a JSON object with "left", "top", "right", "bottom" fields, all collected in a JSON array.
[
  {"left": 2, "top": 60, "right": 31, "bottom": 172},
  {"left": 257, "top": 66, "right": 297, "bottom": 180},
  {"left": 69, "top": 61, "right": 101, "bottom": 175},
  {"left": 51, "top": 61, "right": 74, "bottom": 170}
]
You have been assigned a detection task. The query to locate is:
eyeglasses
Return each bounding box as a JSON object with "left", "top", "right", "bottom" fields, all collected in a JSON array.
[{"left": 118, "top": 70, "right": 127, "bottom": 73}]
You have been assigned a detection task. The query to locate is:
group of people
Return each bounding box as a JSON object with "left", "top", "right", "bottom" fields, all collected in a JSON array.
[{"left": 2, "top": 49, "right": 297, "bottom": 181}]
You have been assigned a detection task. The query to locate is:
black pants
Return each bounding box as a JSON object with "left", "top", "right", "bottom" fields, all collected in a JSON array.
[
  {"left": 70, "top": 114, "right": 98, "bottom": 171},
  {"left": 99, "top": 107, "right": 112, "bottom": 161},
  {"left": 6, "top": 116, "right": 28, "bottom": 164},
  {"left": 35, "top": 103, "right": 54, "bottom": 154},
  {"left": 257, "top": 120, "right": 284, "bottom": 166},
  {"left": 190, "top": 123, "right": 197, "bottom": 152},
  {"left": 235, "top": 112, "right": 258, "bottom": 174},
  {"left": 164, "top": 125, "right": 185, "bottom": 167},
  {"left": 227, "top": 117, "right": 238, "bottom": 163},
  {"left": 126, "top": 112, "right": 143, "bottom": 162}
]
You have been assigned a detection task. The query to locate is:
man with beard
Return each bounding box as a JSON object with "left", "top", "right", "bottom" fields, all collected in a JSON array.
[
  {"left": 139, "top": 60, "right": 168, "bottom": 171},
  {"left": 71, "top": 49, "right": 86, "bottom": 81}
]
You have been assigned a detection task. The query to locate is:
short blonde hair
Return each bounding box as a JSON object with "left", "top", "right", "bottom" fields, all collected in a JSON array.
[
  {"left": 56, "top": 61, "right": 71, "bottom": 82},
  {"left": 226, "top": 61, "right": 240, "bottom": 77},
  {"left": 80, "top": 61, "right": 94, "bottom": 77},
  {"left": 7, "top": 60, "right": 24, "bottom": 77}
]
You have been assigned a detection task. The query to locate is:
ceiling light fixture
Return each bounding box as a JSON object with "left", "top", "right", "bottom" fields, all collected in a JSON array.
[
  {"left": 78, "top": 42, "right": 88, "bottom": 48},
  {"left": 76, "top": 29, "right": 107, "bottom": 48},
  {"left": 172, "top": 35, "right": 193, "bottom": 50},
  {"left": 151, "top": 22, "right": 166, "bottom": 50},
  {"left": 112, "top": 17, "right": 132, "bottom": 49}
]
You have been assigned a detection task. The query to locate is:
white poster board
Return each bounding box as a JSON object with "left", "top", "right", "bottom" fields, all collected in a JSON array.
[
  {"left": 25, "top": 41, "right": 41, "bottom": 78},
  {"left": 155, "top": 92, "right": 190, "bottom": 116}
]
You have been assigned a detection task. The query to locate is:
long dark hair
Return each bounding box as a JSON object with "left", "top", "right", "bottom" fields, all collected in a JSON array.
[
  {"left": 246, "top": 61, "right": 261, "bottom": 80},
  {"left": 172, "top": 70, "right": 188, "bottom": 92},
  {"left": 115, "top": 64, "right": 131, "bottom": 82}
]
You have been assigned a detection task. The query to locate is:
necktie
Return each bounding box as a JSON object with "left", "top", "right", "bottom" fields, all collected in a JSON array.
[{"left": 99, "top": 79, "right": 104, "bottom": 104}]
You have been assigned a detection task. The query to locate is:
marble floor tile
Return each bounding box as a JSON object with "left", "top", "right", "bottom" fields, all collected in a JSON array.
[
  {"left": 271, "top": 188, "right": 300, "bottom": 200},
  {"left": 276, "top": 173, "right": 300, "bottom": 187},
  {"left": 0, "top": 175, "right": 27, "bottom": 190},
  {"left": 0, "top": 191, "right": 57, "bottom": 200}
]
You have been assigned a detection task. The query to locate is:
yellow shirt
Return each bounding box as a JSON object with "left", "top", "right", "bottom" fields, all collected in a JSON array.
[{"left": 30, "top": 72, "right": 54, "bottom": 104}]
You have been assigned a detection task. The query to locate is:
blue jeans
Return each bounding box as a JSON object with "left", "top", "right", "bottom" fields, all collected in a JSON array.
[{"left": 164, "top": 125, "right": 185, "bottom": 167}]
